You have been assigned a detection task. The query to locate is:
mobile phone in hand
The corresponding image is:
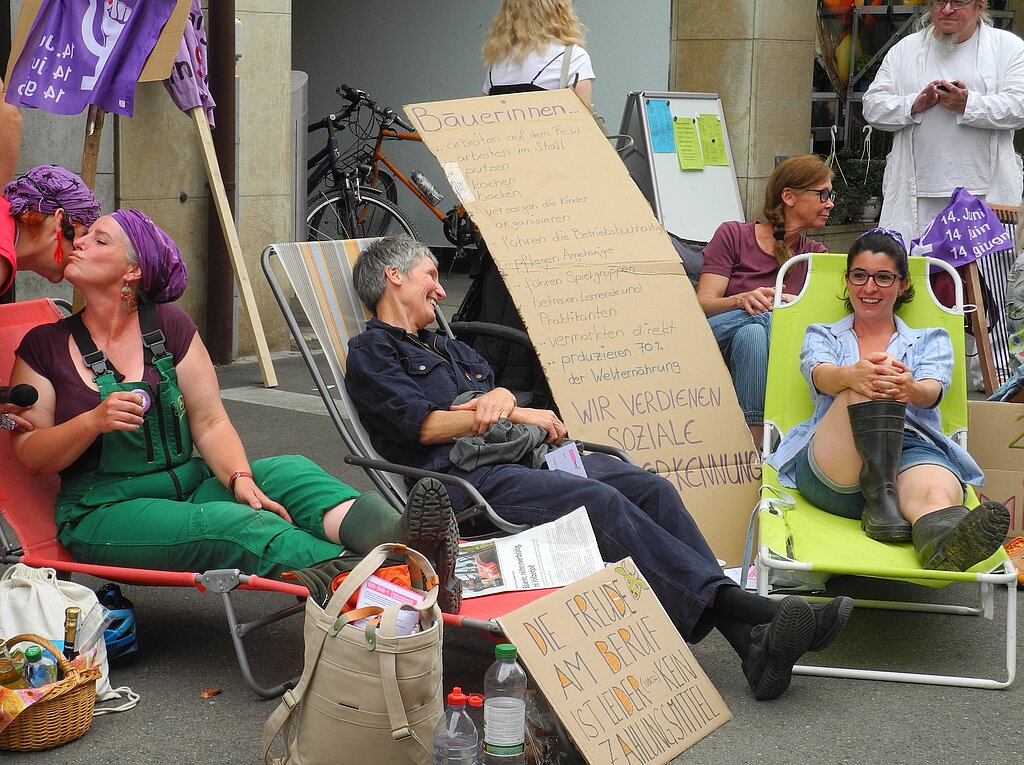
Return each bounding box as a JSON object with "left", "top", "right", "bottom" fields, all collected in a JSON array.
[{"left": 937, "top": 80, "right": 960, "bottom": 93}]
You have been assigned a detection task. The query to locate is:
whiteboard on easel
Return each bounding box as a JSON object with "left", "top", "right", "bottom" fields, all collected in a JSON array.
[{"left": 618, "top": 90, "right": 744, "bottom": 243}]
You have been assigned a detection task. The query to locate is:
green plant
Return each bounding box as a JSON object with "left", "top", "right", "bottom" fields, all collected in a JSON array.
[{"left": 827, "top": 147, "right": 885, "bottom": 226}]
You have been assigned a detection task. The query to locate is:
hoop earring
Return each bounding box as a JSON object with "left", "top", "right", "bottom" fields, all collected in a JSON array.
[{"left": 120, "top": 285, "right": 138, "bottom": 313}]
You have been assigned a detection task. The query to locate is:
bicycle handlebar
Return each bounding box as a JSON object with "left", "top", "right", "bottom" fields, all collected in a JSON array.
[{"left": 337, "top": 83, "right": 415, "bottom": 133}]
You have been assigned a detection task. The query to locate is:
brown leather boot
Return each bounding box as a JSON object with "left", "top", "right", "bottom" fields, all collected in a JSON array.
[{"left": 848, "top": 400, "right": 912, "bottom": 542}]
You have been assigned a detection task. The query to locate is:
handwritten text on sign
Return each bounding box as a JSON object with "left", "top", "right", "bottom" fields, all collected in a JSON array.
[
  {"left": 408, "top": 90, "right": 759, "bottom": 562},
  {"left": 498, "top": 560, "right": 730, "bottom": 765}
]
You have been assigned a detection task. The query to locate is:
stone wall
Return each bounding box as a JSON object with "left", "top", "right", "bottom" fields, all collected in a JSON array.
[{"left": 670, "top": 0, "right": 818, "bottom": 221}]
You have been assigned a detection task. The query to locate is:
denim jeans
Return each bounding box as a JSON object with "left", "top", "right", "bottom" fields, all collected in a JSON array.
[
  {"left": 445, "top": 453, "right": 734, "bottom": 642},
  {"left": 707, "top": 308, "right": 772, "bottom": 426}
]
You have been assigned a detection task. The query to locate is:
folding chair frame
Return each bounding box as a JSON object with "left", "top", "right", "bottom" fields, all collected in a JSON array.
[{"left": 754, "top": 254, "right": 1018, "bottom": 690}]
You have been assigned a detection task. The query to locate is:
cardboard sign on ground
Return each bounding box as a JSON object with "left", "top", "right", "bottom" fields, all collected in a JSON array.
[
  {"left": 7, "top": 0, "right": 190, "bottom": 84},
  {"left": 496, "top": 558, "right": 730, "bottom": 765},
  {"left": 969, "top": 401, "right": 1024, "bottom": 535},
  {"left": 407, "top": 90, "right": 760, "bottom": 563}
]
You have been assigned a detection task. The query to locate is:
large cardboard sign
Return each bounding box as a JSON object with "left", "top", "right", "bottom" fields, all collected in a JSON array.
[
  {"left": 408, "top": 90, "right": 760, "bottom": 563},
  {"left": 969, "top": 401, "right": 1024, "bottom": 535},
  {"left": 497, "top": 558, "right": 730, "bottom": 764}
]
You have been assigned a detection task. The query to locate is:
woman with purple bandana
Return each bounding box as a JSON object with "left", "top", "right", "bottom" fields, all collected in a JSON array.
[
  {"left": 5, "top": 210, "right": 463, "bottom": 610},
  {"left": 1, "top": 164, "right": 102, "bottom": 292}
]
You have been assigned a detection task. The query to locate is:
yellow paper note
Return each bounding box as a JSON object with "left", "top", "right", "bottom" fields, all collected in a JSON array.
[
  {"left": 673, "top": 117, "right": 704, "bottom": 171},
  {"left": 697, "top": 114, "right": 729, "bottom": 166}
]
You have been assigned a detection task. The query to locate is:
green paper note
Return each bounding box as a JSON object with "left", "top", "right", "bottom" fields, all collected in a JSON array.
[
  {"left": 697, "top": 114, "right": 729, "bottom": 166},
  {"left": 673, "top": 117, "right": 704, "bottom": 171}
]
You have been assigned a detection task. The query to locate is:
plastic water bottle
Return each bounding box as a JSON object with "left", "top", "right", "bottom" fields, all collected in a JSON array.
[
  {"left": 433, "top": 686, "right": 479, "bottom": 764},
  {"left": 412, "top": 171, "right": 445, "bottom": 205},
  {"left": 466, "top": 692, "right": 485, "bottom": 762},
  {"left": 22, "top": 645, "right": 57, "bottom": 687},
  {"left": 483, "top": 644, "right": 527, "bottom": 764}
]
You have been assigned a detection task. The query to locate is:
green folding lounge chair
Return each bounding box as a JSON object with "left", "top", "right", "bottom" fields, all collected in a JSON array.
[{"left": 755, "top": 252, "right": 1017, "bottom": 689}]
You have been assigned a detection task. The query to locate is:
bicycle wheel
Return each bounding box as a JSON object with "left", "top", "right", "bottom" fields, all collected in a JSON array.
[{"left": 306, "top": 191, "right": 419, "bottom": 241}]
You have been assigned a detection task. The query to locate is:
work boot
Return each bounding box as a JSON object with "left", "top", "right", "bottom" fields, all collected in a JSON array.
[
  {"left": 912, "top": 501, "right": 1011, "bottom": 571},
  {"left": 848, "top": 400, "right": 912, "bottom": 542},
  {"left": 402, "top": 478, "right": 462, "bottom": 615},
  {"left": 742, "top": 596, "right": 816, "bottom": 700}
]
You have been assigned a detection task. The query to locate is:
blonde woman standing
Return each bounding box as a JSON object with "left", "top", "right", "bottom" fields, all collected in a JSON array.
[{"left": 483, "top": 0, "right": 594, "bottom": 107}]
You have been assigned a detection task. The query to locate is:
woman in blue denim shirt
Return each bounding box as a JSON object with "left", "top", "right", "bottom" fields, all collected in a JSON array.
[{"left": 767, "top": 230, "right": 1010, "bottom": 571}]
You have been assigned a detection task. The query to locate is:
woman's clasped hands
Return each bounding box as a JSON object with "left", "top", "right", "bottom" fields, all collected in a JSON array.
[{"left": 848, "top": 352, "right": 914, "bottom": 402}]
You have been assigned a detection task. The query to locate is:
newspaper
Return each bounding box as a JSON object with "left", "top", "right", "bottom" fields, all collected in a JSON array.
[{"left": 454, "top": 507, "right": 604, "bottom": 598}]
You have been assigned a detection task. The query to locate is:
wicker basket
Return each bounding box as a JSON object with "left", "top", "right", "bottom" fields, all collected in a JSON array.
[{"left": 0, "top": 633, "right": 101, "bottom": 752}]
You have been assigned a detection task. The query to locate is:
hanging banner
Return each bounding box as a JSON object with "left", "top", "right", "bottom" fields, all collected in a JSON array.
[
  {"left": 5, "top": 0, "right": 187, "bottom": 117},
  {"left": 164, "top": 0, "right": 215, "bottom": 126}
]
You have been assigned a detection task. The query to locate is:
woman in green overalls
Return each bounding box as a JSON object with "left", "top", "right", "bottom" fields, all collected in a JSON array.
[{"left": 9, "top": 209, "right": 461, "bottom": 612}]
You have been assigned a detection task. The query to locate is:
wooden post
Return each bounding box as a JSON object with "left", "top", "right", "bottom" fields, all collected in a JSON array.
[
  {"left": 72, "top": 106, "right": 106, "bottom": 313},
  {"left": 963, "top": 261, "right": 998, "bottom": 397},
  {"left": 191, "top": 107, "right": 278, "bottom": 388}
]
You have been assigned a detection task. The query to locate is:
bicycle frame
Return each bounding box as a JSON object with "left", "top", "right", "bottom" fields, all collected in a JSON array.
[{"left": 367, "top": 127, "right": 447, "bottom": 222}]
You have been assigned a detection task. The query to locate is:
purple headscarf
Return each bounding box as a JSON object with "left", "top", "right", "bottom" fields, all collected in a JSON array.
[
  {"left": 3, "top": 165, "right": 101, "bottom": 225},
  {"left": 110, "top": 210, "right": 188, "bottom": 304}
]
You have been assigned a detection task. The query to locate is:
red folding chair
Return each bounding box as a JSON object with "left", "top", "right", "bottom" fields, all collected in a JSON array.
[{"left": 0, "top": 299, "right": 308, "bottom": 697}]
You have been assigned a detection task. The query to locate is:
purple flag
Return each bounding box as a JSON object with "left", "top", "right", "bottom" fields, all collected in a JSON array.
[
  {"left": 164, "top": 0, "right": 215, "bottom": 126},
  {"left": 910, "top": 187, "right": 1013, "bottom": 268},
  {"left": 5, "top": 0, "right": 177, "bottom": 117}
]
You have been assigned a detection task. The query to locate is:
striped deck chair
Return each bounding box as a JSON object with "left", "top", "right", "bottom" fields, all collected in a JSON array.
[
  {"left": 754, "top": 253, "right": 1018, "bottom": 689},
  {"left": 0, "top": 300, "right": 308, "bottom": 698},
  {"left": 263, "top": 239, "right": 641, "bottom": 631}
]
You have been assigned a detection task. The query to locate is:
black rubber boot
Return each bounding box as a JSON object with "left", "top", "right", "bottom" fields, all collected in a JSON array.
[
  {"left": 847, "top": 400, "right": 912, "bottom": 543},
  {"left": 912, "top": 502, "right": 1011, "bottom": 571}
]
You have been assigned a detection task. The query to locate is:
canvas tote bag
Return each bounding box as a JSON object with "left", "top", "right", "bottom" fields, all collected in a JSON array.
[{"left": 262, "top": 544, "right": 444, "bottom": 765}]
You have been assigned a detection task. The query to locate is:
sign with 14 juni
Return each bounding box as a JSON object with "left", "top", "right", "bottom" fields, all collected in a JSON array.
[{"left": 5, "top": 0, "right": 177, "bottom": 116}]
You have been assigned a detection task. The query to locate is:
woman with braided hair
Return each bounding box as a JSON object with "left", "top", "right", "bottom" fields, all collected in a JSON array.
[{"left": 697, "top": 155, "right": 835, "bottom": 444}]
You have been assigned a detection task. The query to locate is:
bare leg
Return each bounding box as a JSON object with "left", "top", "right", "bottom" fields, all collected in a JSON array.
[
  {"left": 809, "top": 388, "right": 871, "bottom": 486},
  {"left": 321, "top": 498, "right": 358, "bottom": 544},
  {"left": 895, "top": 464, "right": 963, "bottom": 524}
]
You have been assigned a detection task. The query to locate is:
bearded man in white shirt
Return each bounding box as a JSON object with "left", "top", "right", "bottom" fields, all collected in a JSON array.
[{"left": 864, "top": 0, "right": 1024, "bottom": 245}]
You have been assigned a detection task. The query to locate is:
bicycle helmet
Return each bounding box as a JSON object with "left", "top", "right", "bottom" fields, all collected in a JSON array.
[{"left": 96, "top": 583, "right": 138, "bottom": 661}]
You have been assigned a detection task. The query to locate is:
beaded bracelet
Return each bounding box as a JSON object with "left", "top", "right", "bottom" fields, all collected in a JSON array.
[{"left": 228, "top": 470, "right": 254, "bottom": 492}]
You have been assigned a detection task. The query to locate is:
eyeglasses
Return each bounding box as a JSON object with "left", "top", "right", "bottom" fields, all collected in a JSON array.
[
  {"left": 800, "top": 187, "right": 836, "bottom": 204},
  {"left": 846, "top": 269, "right": 900, "bottom": 288},
  {"left": 863, "top": 226, "right": 907, "bottom": 252},
  {"left": 931, "top": 0, "right": 975, "bottom": 9}
]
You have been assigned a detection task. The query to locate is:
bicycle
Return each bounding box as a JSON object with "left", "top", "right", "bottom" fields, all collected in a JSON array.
[
  {"left": 306, "top": 101, "right": 418, "bottom": 241},
  {"left": 323, "top": 84, "right": 477, "bottom": 248}
]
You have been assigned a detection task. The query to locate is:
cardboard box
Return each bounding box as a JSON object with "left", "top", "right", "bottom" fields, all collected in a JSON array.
[
  {"left": 497, "top": 559, "right": 730, "bottom": 764},
  {"left": 968, "top": 401, "right": 1024, "bottom": 536},
  {"left": 409, "top": 90, "right": 760, "bottom": 565}
]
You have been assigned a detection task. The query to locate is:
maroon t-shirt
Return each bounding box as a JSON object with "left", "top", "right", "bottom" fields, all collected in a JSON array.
[
  {"left": 700, "top": 221, "right": 823, "bottom": 298},
  {"left": 16, "top": 303, "right": 198, "bottom": 475}
]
